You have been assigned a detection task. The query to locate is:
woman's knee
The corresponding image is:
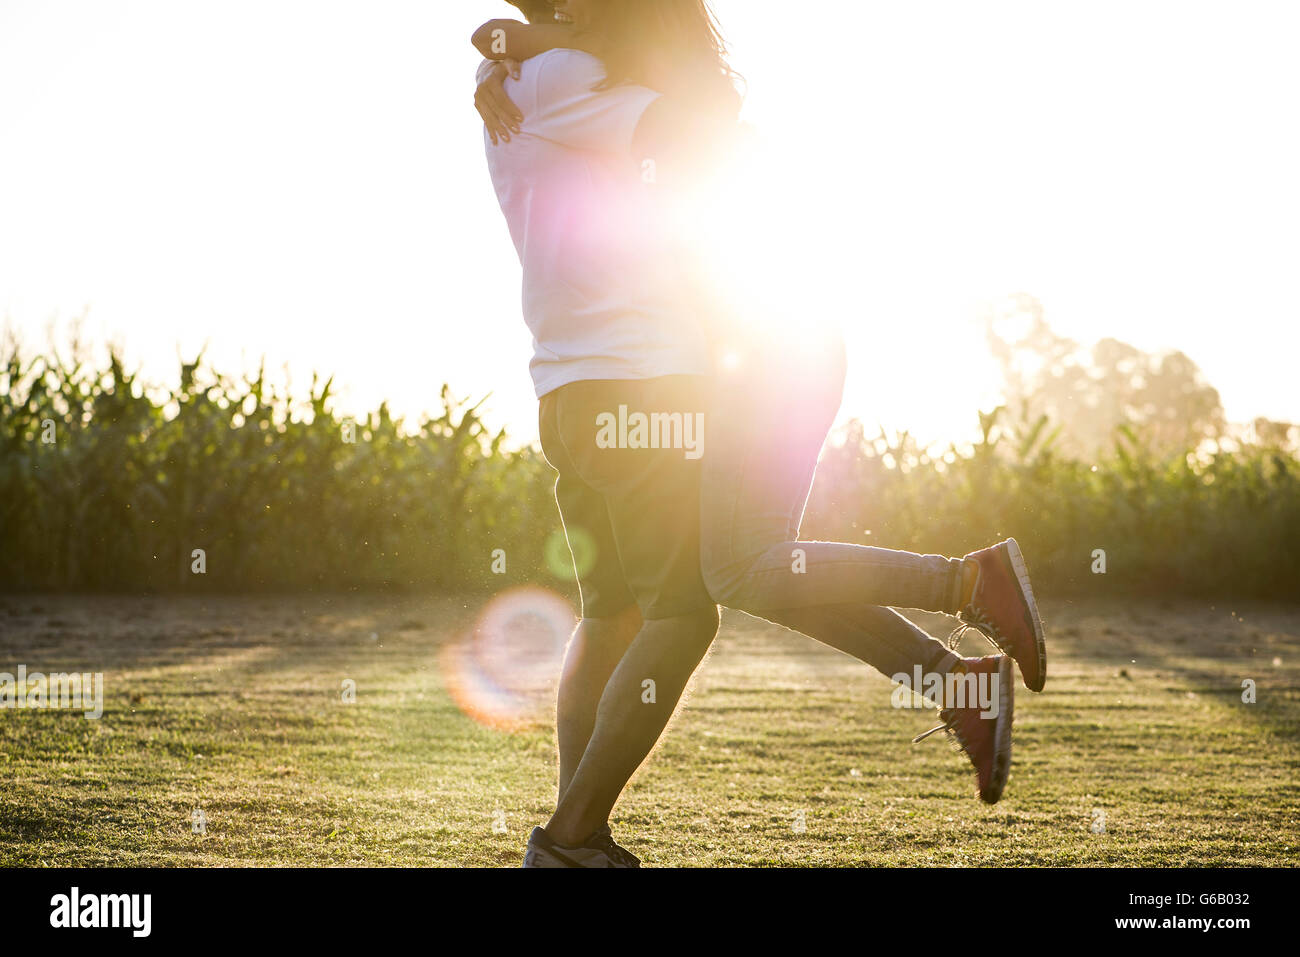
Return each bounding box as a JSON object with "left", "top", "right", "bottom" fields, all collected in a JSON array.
[{"left": 701, "top": 558, "right": 745, "bottom": 608}]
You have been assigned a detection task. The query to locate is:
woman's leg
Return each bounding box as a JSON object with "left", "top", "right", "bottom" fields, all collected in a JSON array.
[
  {"left": 762, "top": 603, "right": 956, "bottom": 680},
  {"left": 699, "top": 336, "right": 1023, "bottom": 803},
  {"left": 701, "top": 338, "right": 962, "bottom": 675}
]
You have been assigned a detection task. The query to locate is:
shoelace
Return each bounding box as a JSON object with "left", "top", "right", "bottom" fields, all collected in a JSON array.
[
  {"left": 947, "top": 619, "right": 1003, "bottom": 654},
  {"left": 912, "top": 681, "right": 980, "bottom": 745},
  {"left": 590, "top": 833, "right": 640, "bottom": 868},
  {"left": 911, "top": 717, "right": 952, "bottom": 744},
  {"left": 912, "top": 709, "right": 975, "bottom": 760}
]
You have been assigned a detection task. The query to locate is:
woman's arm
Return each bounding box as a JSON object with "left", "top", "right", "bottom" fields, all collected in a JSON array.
[
  {"left": 475, "top": 60, "right": 523, "bottom": 146},
  {"left": 471, "top": 19, "right": 605, "bottom": 145},
  {"left": 470, "top": 19, "right": 592, "bottom": 61}
]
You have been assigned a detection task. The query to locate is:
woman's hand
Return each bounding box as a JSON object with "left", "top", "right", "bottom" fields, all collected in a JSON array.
[{"left": 475, "top": 59, "right": 524, "bottom": 146}]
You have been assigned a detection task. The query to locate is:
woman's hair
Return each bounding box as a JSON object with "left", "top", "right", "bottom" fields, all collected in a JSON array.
[
  {"left": 505, "top": 0, "right": 555, "bottom": 24},
  {"left": 584, "top": 0, "right": 743, "bottom": 119}
]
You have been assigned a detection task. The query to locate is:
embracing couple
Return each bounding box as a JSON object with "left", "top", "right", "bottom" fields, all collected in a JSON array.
[{"left": 472, "top": 0, "right": 1047, "bottom": 868}]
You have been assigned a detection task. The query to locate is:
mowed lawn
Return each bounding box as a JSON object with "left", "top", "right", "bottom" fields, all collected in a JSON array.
[{"left": 1, "top": 592, "right": 1297, "bottom": 867}]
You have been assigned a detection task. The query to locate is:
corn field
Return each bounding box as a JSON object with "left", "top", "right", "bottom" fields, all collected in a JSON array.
[
  {"left": 0, "top": 341, "right": 558, "bottom": 592},
  {"left": 3, "top": 340, "right": 1297, "bottom": 598}
]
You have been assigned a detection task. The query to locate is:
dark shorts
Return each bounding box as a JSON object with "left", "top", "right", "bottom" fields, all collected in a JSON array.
[{"left": 538, "top": 375, "right": 714, "bottom": 621}]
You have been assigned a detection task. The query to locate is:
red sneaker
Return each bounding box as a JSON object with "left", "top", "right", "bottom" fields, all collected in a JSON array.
[
  {"left": 913, "top": 655, "right": 1013, "bottom": 804},
  {"left": 958, "top": 538, "right": 1047, "bottom": 692}
]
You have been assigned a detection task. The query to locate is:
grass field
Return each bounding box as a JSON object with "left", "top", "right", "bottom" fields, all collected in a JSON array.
[{"left": 1, "top": 593, "right": 1297, "bottom": 867}]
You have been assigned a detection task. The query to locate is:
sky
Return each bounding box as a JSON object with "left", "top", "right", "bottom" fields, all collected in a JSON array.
[{"left": 2, "top": 0, "right": 1298, "bottom": 445}]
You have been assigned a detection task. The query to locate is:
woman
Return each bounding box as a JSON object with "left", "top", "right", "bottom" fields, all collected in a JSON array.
[{"left": 472, "top": 0, "right": 1046, "bottom": 806}]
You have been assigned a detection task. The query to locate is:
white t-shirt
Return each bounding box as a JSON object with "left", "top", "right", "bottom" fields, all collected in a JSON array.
[{"left": 484, "top": 49, "right": 713, "bottom": 398}]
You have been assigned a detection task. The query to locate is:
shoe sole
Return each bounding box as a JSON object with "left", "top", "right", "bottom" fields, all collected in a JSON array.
[
  {"left": 1003, "top": 537, "right": 1047, "bottom": 692},
  {"left": 981, "top": 656, "right": 1014, "bottom": 804}
]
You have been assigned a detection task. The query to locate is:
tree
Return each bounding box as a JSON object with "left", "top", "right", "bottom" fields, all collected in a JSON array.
[{"left": 982, "top": 293, "right": 1225, "bottom": 458}]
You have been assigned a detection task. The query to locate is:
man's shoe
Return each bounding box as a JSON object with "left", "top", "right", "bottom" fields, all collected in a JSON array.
[
  {"left": 522, "top": 825, "right": 641, "bottom": 868},
  {"left": 957, "top": 538, "right": 1047, "bottom": 692},
  {"left": 913, "top": 655, "right": 1013, "bottom": 804},
  {"left": 587, "top": 826, "right": 641, "bottom": 868}
]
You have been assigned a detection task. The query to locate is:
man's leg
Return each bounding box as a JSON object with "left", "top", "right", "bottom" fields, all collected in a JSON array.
[
  {"left": 555, "top": 606, "right": 641, "bottom": 803},
  {"left": 546, "top": 606, "right": 720, "bottom": 847},
  {"left": 539, "top": 390, "right": 645, "bottom": 812},
  {"left": 544, "top": 375, "right": 717, "bottom": 849}
]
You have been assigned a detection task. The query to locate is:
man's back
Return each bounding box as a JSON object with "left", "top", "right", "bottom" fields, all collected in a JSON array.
[{"left": 484, "top": 49, "right": 711, "bottom": 398}]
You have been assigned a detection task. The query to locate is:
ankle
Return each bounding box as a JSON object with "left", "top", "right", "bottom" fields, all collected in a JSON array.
[
  {"left": 932, "top": 651, "right": 969, "bottom": 676},
  {"left": 959, "top": 559, "right": 978, "bottom": 609},
  {"left": 545, "top": 824, "right": 584, "bottom": 848}
]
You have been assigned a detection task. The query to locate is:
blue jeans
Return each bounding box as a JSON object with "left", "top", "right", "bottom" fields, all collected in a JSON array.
[{"left": 700, "top": 337, "right": 963, "bottom": 678}]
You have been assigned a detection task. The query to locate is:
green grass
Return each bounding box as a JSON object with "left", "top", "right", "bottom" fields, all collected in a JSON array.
[{"left": 1, "top": 594, "right": 1297, "bottom": 866}]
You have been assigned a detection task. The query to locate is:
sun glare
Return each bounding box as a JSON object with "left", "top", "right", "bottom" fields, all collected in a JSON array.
[{"left": 674, "top": 131, "right": 844, "bottom": 356}]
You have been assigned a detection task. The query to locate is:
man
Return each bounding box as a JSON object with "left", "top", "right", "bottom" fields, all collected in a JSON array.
[{"left": 476, "top": 0, "right": 720, "bottom": 867}]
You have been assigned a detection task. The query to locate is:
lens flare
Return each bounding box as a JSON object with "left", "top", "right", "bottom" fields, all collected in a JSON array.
[
  {"left": 442, "top": 586, "right": 576, "bottom": 730},
  {"left": 544, "top": 525, "right": 597, "bottom": 581}
]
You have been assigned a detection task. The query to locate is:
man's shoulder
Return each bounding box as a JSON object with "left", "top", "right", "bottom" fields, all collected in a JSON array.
[
  {"left": 524, "top": 48, "right": 607, "bottom": 92},
  {"left": 531, "top": 48, "right": 604, "bottom": 73}
]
